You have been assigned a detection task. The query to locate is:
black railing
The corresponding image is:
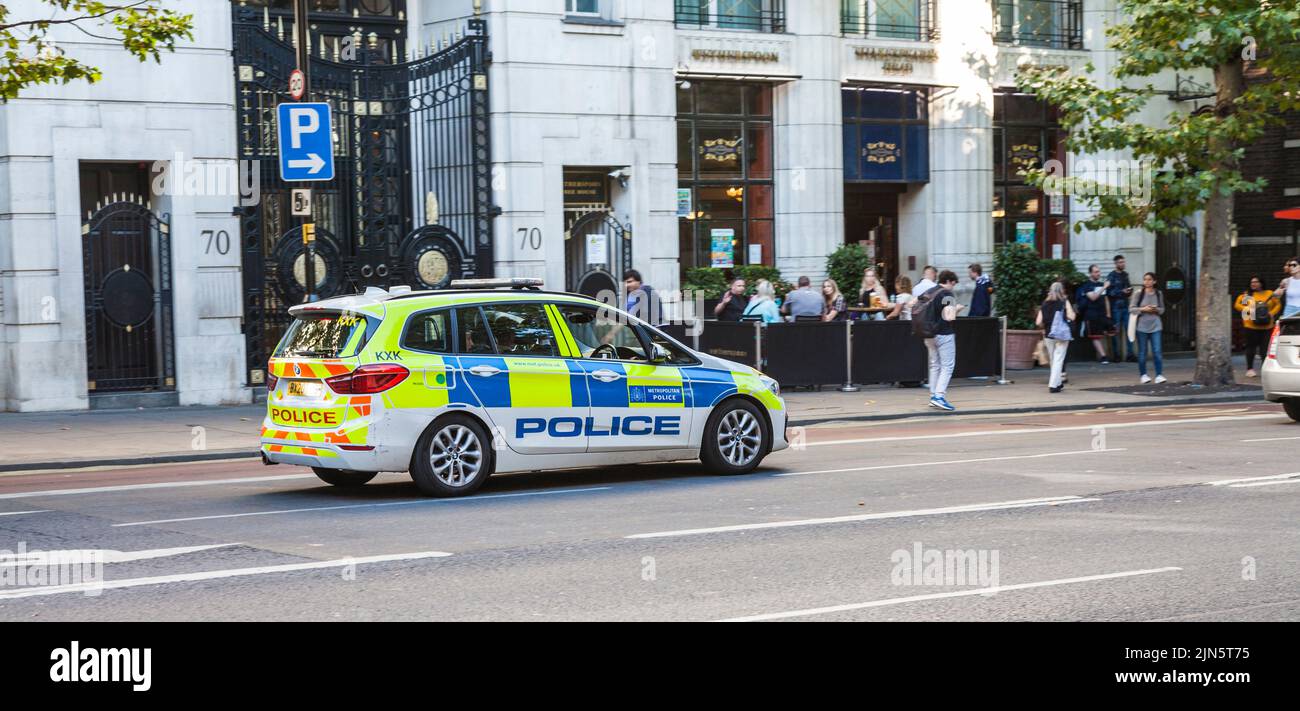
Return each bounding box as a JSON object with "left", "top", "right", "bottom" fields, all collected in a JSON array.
[
  {"left": 841, "top": 0, "right": 938, "bottom": 42},
  {"left": 675, "top": 1, "right": 786, "bottom": 33},
  {"left": 993, "top": 0, "right": 1083, "bottom": 50}
]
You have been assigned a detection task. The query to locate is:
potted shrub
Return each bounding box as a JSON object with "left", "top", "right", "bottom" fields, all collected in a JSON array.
[
  {"left": 682, "top": 267, "right": 727, "bottom": 319},
  {"left": 826, "top": 244, "right": 874, "bottom": 302},
  {"left": 993, "top": 244, "right": 1048, "bottom": 369}
]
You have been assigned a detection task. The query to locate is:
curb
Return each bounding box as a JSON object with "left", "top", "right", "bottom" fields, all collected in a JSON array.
[
  {"left": 0, "top": 449, "right": 259, "bottom": 474},
  {"left": 784, "top": 391, "right": 1268, "bottom": 427}
]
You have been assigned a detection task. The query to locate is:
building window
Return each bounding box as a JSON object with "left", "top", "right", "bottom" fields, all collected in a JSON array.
[
  {"left": 674, "top": 0, "right": 786, "bottom": 33},
  {"left": 841, "top": 0, "right": 936, "bottom": 41},
  {"left": 993, "top": 0, "right": 1083, "bottom": 50},
  {"left": 565, "top": 0, "right": 601, "bottom": 16},
  {"left": 993, "top": 90, "right": 1069, "bottom": 259},
  {"left": 677, "top": 81, "right": 775, "bottom": 270},
  {"left": 842, "top": 86, "right": 930, "bottom": 183}
]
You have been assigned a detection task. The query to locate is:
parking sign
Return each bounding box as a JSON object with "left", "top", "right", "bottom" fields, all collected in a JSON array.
[{"left": 277, "top": 102, "right": 334, "bottom": 182}]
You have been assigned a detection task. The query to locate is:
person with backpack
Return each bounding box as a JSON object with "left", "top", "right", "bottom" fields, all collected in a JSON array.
[
  {"left": 1130, "top": 272, "right": 1166, "bottom": 384},
  {"left": 1234, "top": 275, "right": 1281, "bottom": 378},
  {"left": 1035, "top": 281, "right": 1075, "bottom": 393},
  {"left": 912, "top": 270, "right": 963, "bottom": 411}
]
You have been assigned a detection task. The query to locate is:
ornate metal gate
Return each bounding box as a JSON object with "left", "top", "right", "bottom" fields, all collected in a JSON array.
[
  {"left": 1157, "top": 221, "right": 1198, "bottom": 351},
  {"left": 565, "top": 211, "right": 632, "bottom": 299},
  {"left": 82, "top": 198, "right": 175, "bottom": 392},
  {"left": 233, "top": 8, "right": 493, "bottom": 384}
]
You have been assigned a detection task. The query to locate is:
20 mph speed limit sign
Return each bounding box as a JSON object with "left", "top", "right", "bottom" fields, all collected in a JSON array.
[{"left": 289, "top": 69, "right": 306, "bottom": 100}]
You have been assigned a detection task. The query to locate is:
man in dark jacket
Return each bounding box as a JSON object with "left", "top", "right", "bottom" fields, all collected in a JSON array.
[
  {"left": 967, "top": 263, "right": 993, "bottom": 318},
  {"left": 1105, "top": 255, "right": 1135, "bottom": 362}
]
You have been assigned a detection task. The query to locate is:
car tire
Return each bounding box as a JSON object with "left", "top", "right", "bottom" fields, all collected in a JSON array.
[
  {"left": 312, "top": 467, "right": 378, "bottom": 488},
  {"left": 410, "top": 414, "right": 494, "bottom": 497},
  {"left": 1284, "top": 399, "right": 1300, "bottom": 423},
  {"left": 701, "top": 398, "right": 770, "bottom": 475}
]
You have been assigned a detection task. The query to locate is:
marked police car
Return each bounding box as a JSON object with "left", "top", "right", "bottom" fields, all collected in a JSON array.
[{"left": 261, "top": 279, "right": 788, "bottom": 496}]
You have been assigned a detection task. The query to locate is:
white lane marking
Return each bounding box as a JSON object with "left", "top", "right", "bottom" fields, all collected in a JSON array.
[
  {"left": 719, "top": 567, "right": 1183, "bottom": 622},
  {"left": 626, "top": 495, "right": 1099, "bottom": 540},
  {"left": 112, "top": 486, "right": 612, "bottom": 527},
  {"left": 1239, "top": 436, "right": 1300, "bottom": 443},
  {"left": 1229, "top": 478, "right": 1300, "bottom": 489},
  {"left": 0, "top": 474, "right": 317, "bottom": 500},
  {"left": 0, "top": 510, "right": 49, "bottom": 517},
  {"left": 0, "top": 550, "right": 452, "bottom": 600},
  {"left": 0, "top": 457, "right": 261, "bottom": 478},
  {"left": 1206, "top": 472, "right": 1300, "bottom": 486},
  {"left": 773, "top": 448, "right": 1126, "bottom": 478},
  {"left": 802, "top": 414, "right": 1283, "bottom": 449},
  {"left": 0, "top": 543, "right": 238, "bottom": 567}
]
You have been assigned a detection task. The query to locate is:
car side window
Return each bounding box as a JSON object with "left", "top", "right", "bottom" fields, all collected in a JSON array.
[
  {"left": 480, "top": 303, "right": 559, "bottom": 357},
  {"left": 455, "top": 307, "right": 495, "bottom": 354},
  {"left": 402, "top": 310, "right": 451, "bottom": 353},
  {"left": 555, "top": 303, "right": 648, "bottom": 362},
  {"left": 642, "top": 327, "right": 697, "bottom": 366}
]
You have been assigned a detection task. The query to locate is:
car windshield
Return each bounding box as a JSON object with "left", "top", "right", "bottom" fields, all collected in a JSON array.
[{"left": 274, "top": 311, "right": 372, "bottom": 359}]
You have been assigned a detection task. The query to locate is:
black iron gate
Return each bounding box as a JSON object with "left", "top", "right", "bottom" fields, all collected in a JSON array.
[
  {"left": 566, "top": 211, "right": 632, "bottom": 299},
  {"left": 82, "top": 198, "right": 175, "bottom": 393},
  {"left": 1157, "top": 221, "right": 1198, "bottom": 351},
  {"left": 233, "top": 8, "right": 493, "bottom": 384}
]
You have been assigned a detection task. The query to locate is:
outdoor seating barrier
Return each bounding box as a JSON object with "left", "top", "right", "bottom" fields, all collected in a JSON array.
[{"left": 669, "top": 317, "right": 1006, "bottom": 388}]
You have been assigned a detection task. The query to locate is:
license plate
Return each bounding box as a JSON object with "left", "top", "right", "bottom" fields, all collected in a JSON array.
[{"left": 287, "top": 380, "right": 322, "bottom": 398}]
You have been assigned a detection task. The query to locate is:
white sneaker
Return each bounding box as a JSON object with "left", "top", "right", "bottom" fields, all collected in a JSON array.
[
  {"left": 1246, "top": 369, "right": 1258, "bottom": 378},
  {"left": 1154, "top": 375, "right": 1167, "bottom": 384},
  {"left": 1140, "top": 375, "right": 1152, "bottom": 384}
]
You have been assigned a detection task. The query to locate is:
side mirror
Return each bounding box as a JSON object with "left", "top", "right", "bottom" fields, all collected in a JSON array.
[{"left": 650, "top": 343, "right": 672, "bottom": 364}]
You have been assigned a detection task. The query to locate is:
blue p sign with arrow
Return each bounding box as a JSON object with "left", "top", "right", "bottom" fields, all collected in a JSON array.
[{"left": 277, "top": 102, "right": 334, "bottom": 182}]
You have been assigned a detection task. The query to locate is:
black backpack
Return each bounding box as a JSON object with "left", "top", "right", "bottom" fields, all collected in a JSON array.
[
  {"left": 911, "top": 286, "right": 946, "bottom": 338},
  {"left": 1253, "top": 300, "right": 1274, "bottom": 327}
]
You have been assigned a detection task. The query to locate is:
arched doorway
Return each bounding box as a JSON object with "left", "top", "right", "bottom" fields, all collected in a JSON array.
[{"left": 565, "top": 211, "right": 630, "bottom": 299}]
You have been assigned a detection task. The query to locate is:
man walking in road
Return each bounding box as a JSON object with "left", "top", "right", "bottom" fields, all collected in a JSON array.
[{"left": 924, "top": 270, "right": 963, "bottom": 411}]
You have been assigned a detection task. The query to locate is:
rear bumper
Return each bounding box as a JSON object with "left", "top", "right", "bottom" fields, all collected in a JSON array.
[{"left": 1261, "top": 361, "right": 1300, "bottom": 401}]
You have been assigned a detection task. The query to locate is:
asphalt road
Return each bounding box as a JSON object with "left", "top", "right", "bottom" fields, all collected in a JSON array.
[{"left": 0, "top": 402, "right": 1296, "bottom": 621}]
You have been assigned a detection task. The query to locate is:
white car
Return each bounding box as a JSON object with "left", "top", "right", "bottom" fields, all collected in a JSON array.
[
  {"left": 260, "top": 279, "right": 788, "bottom": 496},
  {"left": 1262, "top": 316, "right": 1300, "bottom": 422}
]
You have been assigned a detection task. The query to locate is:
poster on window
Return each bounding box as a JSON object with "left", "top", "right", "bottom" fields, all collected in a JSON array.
[
  {"left": 1015, "top": 222, "right": 1036, "bottom": 246},
  {"left": 586, "top": 233, "right": 608, "bottom": 265},
  {"left": 710, "top": 229, "right": 735, "bottom": 268},
  {"left": 676, "top": 188, "right": 693, "bottom": 218}
]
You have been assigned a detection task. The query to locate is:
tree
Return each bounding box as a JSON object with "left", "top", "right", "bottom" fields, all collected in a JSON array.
[
  {"left": 1016, "top": 1, "right": 1300, "bottom": 385},
  {"left": 0, "top": 1, "right": 193, "bottom": 100}
]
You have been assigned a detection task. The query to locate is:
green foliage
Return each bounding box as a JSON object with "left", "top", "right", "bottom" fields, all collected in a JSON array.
[
  {"left": 0, "top": 2, "right": 194, "bottom": 100},
  {"left": 1038, "top": 258, "right": 1086, "bottom": 295},
  {"left": 681, "top": 267, "right": 727, "bottom": 298},
  {"left": 825, "top": 244, "right": 873, "bottom": 299},
  {"left": 731, "top": 265, "right": 790, "bottom": 298},
  {"left": 993, "top": 244, "right": 1044, "bottom": 330},
  {"left": 1013, "top": 1, "right": 1300, "bottom": 233}
]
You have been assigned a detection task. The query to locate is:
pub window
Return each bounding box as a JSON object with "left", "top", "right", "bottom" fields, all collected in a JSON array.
[
  {"left": 674, "top": 0, "right": 786, "bottom": 33},
  {"left": 993, "top": 90, "right": 1069, "bottom": 258},
  {"left": 841, "top": 1, "right": 936, "bottom": 41},
  {"left": 677, "top": 81, "right": 775, "bottom": 271}
]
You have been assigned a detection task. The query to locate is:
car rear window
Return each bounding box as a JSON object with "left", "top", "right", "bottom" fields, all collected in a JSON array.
[
  {"left": 274, "top": 311, "right": 373, "bottom": 359},
  {"left": 1282, "top": 319, "right": 1300, "bottom": 337}
]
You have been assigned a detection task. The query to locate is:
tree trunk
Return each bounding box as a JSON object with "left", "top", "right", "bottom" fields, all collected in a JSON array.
[{"left": 1194, "top": 60, "right": 1247, "bottom": 386}]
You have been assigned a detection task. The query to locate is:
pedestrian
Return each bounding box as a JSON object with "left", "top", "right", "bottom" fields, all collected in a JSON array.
[
  {"left": 1075, "top": 264, "right": 1114, "bottom": 364},
  {"left": 1236, "top": 275, "right": 1281, "bottom": 378},
  {"left": 858, "top": 268, "right": 889, "bottom": 320},
  {"left": 922, "top": 270, "right": 963, "bottom": 411},
  {"left": 913, "top": 265, "right": 938, "bottom": 296},
  {"left": 623, "top": 269, "right": 661, "bottom": 325},
  {"left": 887, "top": 275, "right": 914, "bottom": 320},
  {"left": 782, "top": 275, "right": 826, "bottom": 320},
  {"left": 967, "top": 263, "right": 994, "bottom": 318},
  {"left": 742, "top": 279, "right": 783, "bottom": 323},
  {"left": 1035, "top": 281, "right": 1075, "bottom": 393},
  {"left": 713, "top": 276, "right": 748, "bottom": 322},
  {"left": 1106, "top": 255, "right": 1135, "bottom": 362},
  {"left": 822, "top": 279, "right": 846, "bottom": 321},
  {"left": 1131, "top": 272, "right": 1166, "bottom": 384},
  {"left": 1277, "top": 257, "right": 1300, "bottom": 318}
]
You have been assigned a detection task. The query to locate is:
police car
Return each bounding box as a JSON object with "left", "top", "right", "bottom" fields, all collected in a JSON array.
[{"left": 261, "top": 279, "right": 788, "bottom": 496}]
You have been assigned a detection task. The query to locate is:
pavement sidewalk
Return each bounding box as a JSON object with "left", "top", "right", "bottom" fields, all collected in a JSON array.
[{"left": 0, "top": 353, "right": 1269, "bottom": 472}]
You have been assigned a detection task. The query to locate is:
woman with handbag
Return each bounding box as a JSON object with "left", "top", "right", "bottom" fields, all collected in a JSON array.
[
  {"left": 1036, "top": 281, "right": 1075, "bottom": 393},
  {"left": 1130, "top": 272, "right": 1167, "bottom": 384},
  {"left": 1234, "top": 275, "right": 1281, "bottom": 378}
]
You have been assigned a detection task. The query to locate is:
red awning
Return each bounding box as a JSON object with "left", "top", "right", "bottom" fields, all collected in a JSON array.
[{"left": 1274, "top": 208, "right": 1300, "bottom": 220}]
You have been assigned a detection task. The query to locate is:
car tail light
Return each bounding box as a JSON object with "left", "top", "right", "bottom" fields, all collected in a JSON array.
[
  {"left": 266, "top": 366, "right": 278, "bottom": 391},
  {"left": 1267, "top": 324, "right": 1281, "bottom": 359},
  {"left": 325, "top": 364, "right": 409, "bottom": 394}
]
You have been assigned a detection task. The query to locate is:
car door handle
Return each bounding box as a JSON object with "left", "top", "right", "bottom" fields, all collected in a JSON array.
[
  {"left": 468, "top": 365, "right": 502, "bottom": 377},
  {"left": 590, "top": 369, "right": 621, "bottom": 383}
]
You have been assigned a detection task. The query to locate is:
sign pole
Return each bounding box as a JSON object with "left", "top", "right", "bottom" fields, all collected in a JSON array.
[{"left": 294, "top": 0, "right": 316, "bottom": 303}]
